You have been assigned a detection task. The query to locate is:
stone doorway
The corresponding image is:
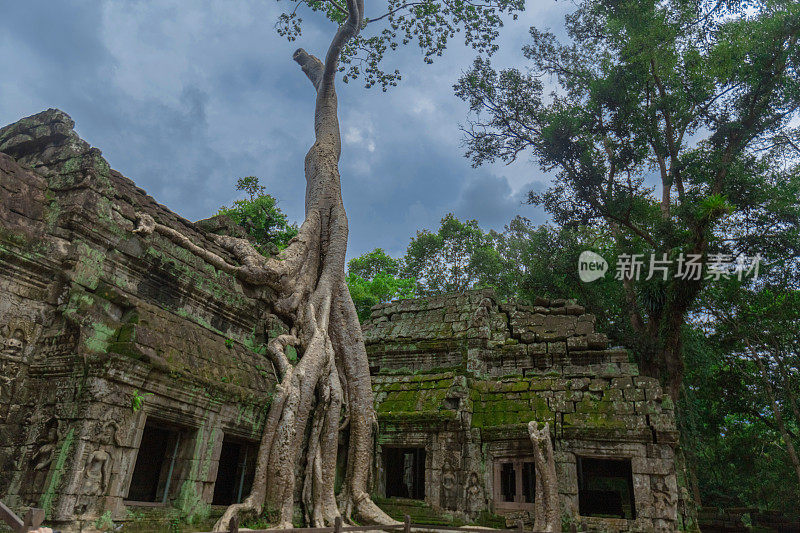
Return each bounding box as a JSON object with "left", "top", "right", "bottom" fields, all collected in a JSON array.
[
  {"left": 126, "top": 420, "right": 185, "bottom": 503},
  {"left": 212, "top": 436, "right": 257, "bottom": 505},
  {"left": 577, "top": 456, "right": 636, "bottom": 519},
  {"left": 384, "top": 447, "right": 425, "bottom": 500}
]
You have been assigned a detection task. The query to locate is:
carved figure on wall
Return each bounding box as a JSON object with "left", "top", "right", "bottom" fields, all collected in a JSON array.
[
  {"left": 31, "top": 419, "right": 60, "bottom": 472},
  {"left": 1, "top": 327, "right": 26, "bottom": 360},
  {"left": 0, "top": 327, "right": 26, "bottom": 405},
  {"left": 440, "top": 459, "right": 459, "bottom": 510},
  {"left": 652, "top": 478, "right": 677, "bottom": 514},
  {"left": 75, "top": 420, "right": 122, "bottom": 516},
  {"left": 33, "top": 324, "right": 79, "bottom": 363},
  {"left": 21, "top": 418, "right": 62, "bottom": 504},
  {"left": 1, "top": 319, "right": 43, "bottom": 360},
  {"left": 0, "top": 367, "right": 14, "bottom": 403},
  {"left": 465, "top": 471, "right": 485, "bottom": 518}
]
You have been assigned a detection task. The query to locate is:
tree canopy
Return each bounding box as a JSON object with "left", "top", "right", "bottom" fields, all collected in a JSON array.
[
  {"left": 218, "top": 176, "right": 298, "bottom": 255},
  {"left": 455, "top": 0, "right": 800, "bottom": 399},
  {"left": 346, "top": 248, "right": 416, "bottom": 321},
  {"left": 277, "top": 0, "right": 525, "bottom": 89}
]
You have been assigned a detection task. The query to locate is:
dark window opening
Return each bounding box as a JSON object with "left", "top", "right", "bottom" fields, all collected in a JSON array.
[
  {"left": 212, "top": 436, "right": 257, "bottom": 505},
  {"left": 384, "top": 447, "right": 425, "bottom": 500},
  {"left": 127, "top": 421, "right": 184, "bottom": 503},
  {"left": 578, "top": 457, "right": 636, "bottom": 520},
  {"left": 522, "top": 461, "right": 535, "bottom": 504},
  {"left": 444, "top": 397, "right": 460, "bottom": 410},
  {"left": 500, "top": 463, "right": 515, "bottom": 502},
  {"left": 493, "top": 458, "right": 535, "bottom": 511}
]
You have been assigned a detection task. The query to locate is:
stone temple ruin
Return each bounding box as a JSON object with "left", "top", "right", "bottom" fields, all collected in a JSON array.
[
  {"left": 363, "top": 293, "right": 683, "bottom": 531},
  {"left": 0, "top": 110, "right": 682, "bottom": 531}
]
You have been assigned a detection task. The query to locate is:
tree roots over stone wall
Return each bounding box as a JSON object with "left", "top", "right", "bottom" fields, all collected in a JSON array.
[{"left": 131, "top": 0, "right": 396, "bottom": 528}]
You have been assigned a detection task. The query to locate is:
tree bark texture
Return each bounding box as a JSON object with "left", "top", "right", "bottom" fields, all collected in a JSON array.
[
  {"left": 133, "top": 0, "right": 396, "bottom": 527},
  {"left": 527, "top": 421, "right": 559, "bottom": 533}
]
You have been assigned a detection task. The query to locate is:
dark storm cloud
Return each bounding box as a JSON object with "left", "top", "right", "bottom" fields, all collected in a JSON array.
[
  {"left": 0, "top": 0, "right": 567, "bottom": 259},
  {"left": 453, "top": 174, "right": 547, "bottom": 230}
]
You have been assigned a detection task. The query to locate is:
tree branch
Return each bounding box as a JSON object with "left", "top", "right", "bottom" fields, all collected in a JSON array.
[{"left": 294, "top": 49, "right": 325, "bottom": 90}]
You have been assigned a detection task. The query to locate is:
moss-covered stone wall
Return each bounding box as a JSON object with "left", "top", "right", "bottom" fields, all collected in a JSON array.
[
  {"left": 365, "top": 291, "right": 680, "bottom": 532},
  {"left": 0, "top": 110, "right": 278, "bottom": 530}
]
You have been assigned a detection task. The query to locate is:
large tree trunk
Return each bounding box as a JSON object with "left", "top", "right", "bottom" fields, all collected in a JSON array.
[
  {"left": 527, "top": 421, "right": 559, "bottom": 533},
  {"left": 133, "top": 0, "right": 396, "bottom": 527}
]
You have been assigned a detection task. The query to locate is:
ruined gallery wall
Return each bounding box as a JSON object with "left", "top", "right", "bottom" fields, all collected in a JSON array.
[
  {"left": 364, "top": 291, "right": 683, "bottom": 532},
  {"left": 0, "top": 110, "right": 278, "bottom": 525}
]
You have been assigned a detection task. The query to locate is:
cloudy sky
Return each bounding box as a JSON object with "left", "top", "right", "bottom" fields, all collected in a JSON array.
[{"left": 0, "top": 0, "right": 570, "bottom": 259}]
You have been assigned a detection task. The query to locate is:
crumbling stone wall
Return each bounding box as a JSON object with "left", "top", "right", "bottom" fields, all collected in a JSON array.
[
  {"left": 0, "top": 110, "right": 279, "bottom": 529},
  {"left": 364, "top": 290, "right": 681, "bottom": 532},
  {"left": 0, "top": 109, "right": 683, "bottom": 531}
]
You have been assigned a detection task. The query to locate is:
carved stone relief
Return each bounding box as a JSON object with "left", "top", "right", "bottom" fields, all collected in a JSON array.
[
  {"left": 21, "top": 417, "right": 63, "bottom": 505},
  {"left": 74, "top": 420, "right": 122, "bottom": 516},
  {"left": 465, "top": 471, "right": 485, "bottom": 519},
  {"left": 440, "top": 459, "right": 459, "bottom": 510}
]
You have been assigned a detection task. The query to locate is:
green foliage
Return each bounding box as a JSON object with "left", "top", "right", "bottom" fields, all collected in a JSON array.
[
  {"left": 682, "top": 318, "right": 800, "bottom": 515},
  {"left": 93, "top": 510, "right": 114, "bottom": 531},
  {"left": 276, "top": 0, "right": 526, "bottom": 90},
  {"left": 395, "top": 214, "right": 634, "bottom": 346},
  {"left": 455, "top": 0, "right": 800, "bottom": 398},
  {"left": 698, "top": 194, "right": 734, "bottom": 223},
  {"left": 236, "top": 176, "right": 265, "bottom": 199},
  {"left": 346, "top": 248, "right": 416, "bottom": 321},
  {"left": 130, "top": 389, "right": 153, "bottom": 412},
  {"left": 349, "top": 248, "right": 400, "bottom": 279},
  {"left": 218, "top": 176, "right": 298, "bottom": 255},
  {"left": 224, "top": 338, "right": 234, "bottom": 349},
  {"left": 402, "top": 213, "right": 497, "bottom": 295}
]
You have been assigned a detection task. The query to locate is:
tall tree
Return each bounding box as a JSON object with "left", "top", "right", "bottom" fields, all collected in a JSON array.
[
  {"left": 682, "top": 271, "right": 800, "bottom": 511},
  {"left": 217, "top": 176, "right": 299, "bottom": 255},
  {"left": 455, "top": 0, "right": 800, "bottom": 399},
  {"left": 403, "top": 213, "right": 498, "bottom": 294},
  {"left": 346, "top": 249, "right": 416, "bottom": 321},
  {"left": 132, "top": 0, "right": 524, "bottom": 528}
]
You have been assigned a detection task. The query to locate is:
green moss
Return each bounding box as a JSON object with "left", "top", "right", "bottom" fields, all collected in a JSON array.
[
  {"left": 172, "top": 481, "right": 210, "bottom": 525},
  {"left": 469, "top": 379, "right": 553, "bottom": 428},
  {"left": 375, "top": 375, "right": 455, "bottom": 416},
  {"left": 39, "top": 427, "right": 75, "bottom": 518},
  {"left": 286, "top": 345, "right": 297, "bottom": 362},
  {"left": 85, "top": 322, "right": 117, "bottom": 353},
  {"left": 72, "top": 242, "right": 106, "bottom": 290},
  {"left": 144, "top": 245, "right": 247, "bottom": 308},
  {"left": 174, "top": 308, "right": 224, "bottom": 336},
  {"left": 563, "top": 412, "right": 625, "bottom": 429},
  {"left": 372, "top": 497, "right": 464, "bottom": 526},
  {"left": 200, "top": 428, "right": 218, "bottom": 479},
  {"left": 0, "top": 226, "right": 30, "bottom": 247}
]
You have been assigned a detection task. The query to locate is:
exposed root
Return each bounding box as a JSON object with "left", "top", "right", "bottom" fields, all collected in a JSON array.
[
  {"left": 133, "top": 209, "right": 321, "bottom": 290},
  {"left": 214, "top": 499, "right": 261, "bottom": 533}
]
